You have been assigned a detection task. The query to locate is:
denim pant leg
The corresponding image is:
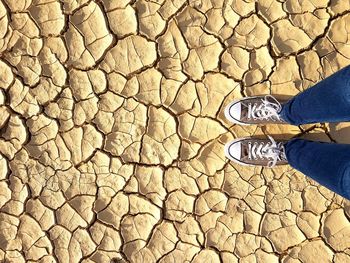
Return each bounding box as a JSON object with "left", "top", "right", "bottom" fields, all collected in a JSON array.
[
  {"left": 284, "top": 138, "right": 350, "bottom": 200},
  {"left": 280, "top": 65, "right": 350, "bottom": 125}
]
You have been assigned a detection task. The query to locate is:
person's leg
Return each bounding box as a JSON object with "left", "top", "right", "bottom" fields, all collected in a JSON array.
[
  {"left": 280, "top": 65, "right": 350, "bottom": 125},
  {"left": 284, "top": 138, "right": 350, "bottom": 200}
]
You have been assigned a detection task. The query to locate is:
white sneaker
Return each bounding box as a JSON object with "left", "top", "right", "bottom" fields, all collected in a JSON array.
[
  {"left": 225, "top": 95, "right": 288, "bottom": 125},
  {"left": 225, "top": 136, "right": 288, "bottom": 167}
]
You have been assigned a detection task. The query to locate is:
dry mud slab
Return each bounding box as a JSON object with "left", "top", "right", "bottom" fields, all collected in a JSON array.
[{"left": 0, "top": 0, "right": 350, "bottom": 262}]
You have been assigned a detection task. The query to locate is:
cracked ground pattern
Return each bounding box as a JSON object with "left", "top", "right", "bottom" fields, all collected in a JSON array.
[{"left": 1, "top": 0, "right": 350, "bottom": 262}]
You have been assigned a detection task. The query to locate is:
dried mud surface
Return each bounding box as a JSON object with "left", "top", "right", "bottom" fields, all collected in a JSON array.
[{"left": 1, "top": 0, "right": 350, "bottom": 262}]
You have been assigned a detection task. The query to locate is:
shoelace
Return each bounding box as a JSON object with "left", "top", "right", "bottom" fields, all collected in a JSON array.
[
  {"left": 247, "top": 95, "right": 282, "bottom": 121},
  {"left": 247, "top": 135, "right": 287, "bottom": 168}
]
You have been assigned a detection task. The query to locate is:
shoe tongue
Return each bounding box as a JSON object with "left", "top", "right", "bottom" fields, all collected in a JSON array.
[
  {"left": 242, "top": 141, "right": 263, "bottom": 157},
  {"left": 242, "top": 143, "right": 249, "bottom": 157},
  {"left": 241, "top": 103, "right": 248, "bottom": 120}
]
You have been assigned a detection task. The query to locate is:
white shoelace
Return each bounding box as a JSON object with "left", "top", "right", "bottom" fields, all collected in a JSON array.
[
  {"left": 247, "top": 95, "right": 282, "bottom": 121},
  {"left": 248, "top": 135, "right": 287, "bottom": 168}
]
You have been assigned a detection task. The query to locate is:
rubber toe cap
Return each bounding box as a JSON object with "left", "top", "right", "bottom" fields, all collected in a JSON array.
[
  {"left": 225, "top": 140, "right": 241, "bottom": 161},
  {"left": 225, "top": 102, "right": 241, "bottom": 124}
]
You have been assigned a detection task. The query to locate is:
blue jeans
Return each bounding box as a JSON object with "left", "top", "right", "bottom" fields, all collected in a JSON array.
[{"left": 279, "top": 65, "right": 350, "bottom": 199}]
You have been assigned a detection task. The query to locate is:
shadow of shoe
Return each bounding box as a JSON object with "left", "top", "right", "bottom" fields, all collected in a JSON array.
[
  {"left": 329, "top": 123, "right": 350, "bottom": 144},
  {"left": 251, "top": 130, "right": 333, "bottom": 143}
]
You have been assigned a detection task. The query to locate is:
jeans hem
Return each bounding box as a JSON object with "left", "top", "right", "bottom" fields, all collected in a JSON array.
[
  {"left": 282, "top": 138, "right": 301, "bottom": 164},
  {"left": 279, "top": 103, "right": 298, "bottom": 126}
]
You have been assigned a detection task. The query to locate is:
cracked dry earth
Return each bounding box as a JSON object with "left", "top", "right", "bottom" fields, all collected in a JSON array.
[{"left": 2, "top": 0, "right": 350, "bottom": 263}]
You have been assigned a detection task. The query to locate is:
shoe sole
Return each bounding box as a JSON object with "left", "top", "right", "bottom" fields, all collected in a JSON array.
[
  {"left": 224, "top": 96, "right": 288, "bottom": 125},
  {"left": 224, "top": 137, "right": 253, "bottom": 166}
]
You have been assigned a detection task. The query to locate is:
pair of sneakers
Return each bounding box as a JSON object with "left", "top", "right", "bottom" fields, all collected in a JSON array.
[{"left": 224, "top": 95, "right": 289, "bottom": 168}]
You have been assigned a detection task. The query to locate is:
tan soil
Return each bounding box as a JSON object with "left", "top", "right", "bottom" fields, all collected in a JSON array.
[{"left": 0, "top": 0, "right": 350, "bottom": 262}]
